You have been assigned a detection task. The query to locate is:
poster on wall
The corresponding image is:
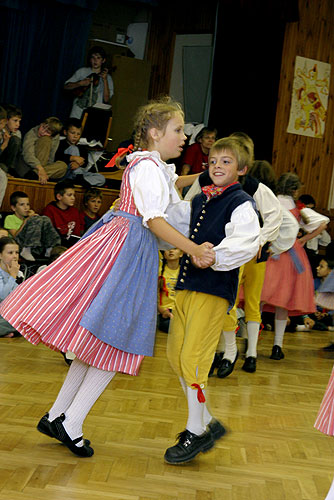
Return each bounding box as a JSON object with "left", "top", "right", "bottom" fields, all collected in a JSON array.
[{"left": 287, "top": 56, "right": 330, "bottom": 138}]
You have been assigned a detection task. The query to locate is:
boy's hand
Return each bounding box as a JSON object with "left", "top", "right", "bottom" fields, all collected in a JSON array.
[
  {"left": 161, "top": 309, "right": 173, "bottom": 319},
  {"left": 0, "top": 129, "right": 10, "bottom": 150},
  {"left": 71, "top": 155, "right": 85, "bottom": 166},
  {"left": 36, "top": 165, "right": 49, "bottom": 184},
  {"left": 80, "top": 77, "right": 92, "bottom": 87},
  {"left": 101, "top": 68, "right": 108, "bottom": 80},
  {"left": 192, "top": 242, "right": 215, "bottom": 268},
  {"left": 70, "top": 161, "right": 81, "bottom": 170},
  {"left": 27, "top": 209, "right": 37, "bottom": 217},
  {"left": 304, "top": 317, "right": 315, "bottom": 329}
]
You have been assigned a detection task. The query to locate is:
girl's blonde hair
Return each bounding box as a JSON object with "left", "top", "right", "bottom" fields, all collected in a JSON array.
[
  {"left": 210, "top": 137, "right": 253, "bottom": 171},
  {"left": 276, "top": 172, "right": 301, "bottom": 197},
  {"left": 133, "top": 96, "right": 184, "bottom": 151}
]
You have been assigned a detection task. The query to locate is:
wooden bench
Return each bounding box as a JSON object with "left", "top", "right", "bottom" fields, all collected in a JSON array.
[{"left": 2, "top": 177, "right": 120, "bottom": 215}]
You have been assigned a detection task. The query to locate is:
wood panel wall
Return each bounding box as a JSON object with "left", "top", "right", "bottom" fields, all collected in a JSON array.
[
  {"left": 272, "top": 0, "right": 334, "bottom": 217},
  {"left": 1, "top": 179, "right": 119, "bottom": 216}
]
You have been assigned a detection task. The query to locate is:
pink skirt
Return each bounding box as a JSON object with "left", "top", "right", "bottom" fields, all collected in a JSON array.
[
  {"left": 0, "top": 218, "right": 144, "bottom": 375},
  {"left": 261, "top": 241, "right": 316, "bottom": 316},
  {"left": 315, "top": 365, "right": 334, "bottom": 435}
]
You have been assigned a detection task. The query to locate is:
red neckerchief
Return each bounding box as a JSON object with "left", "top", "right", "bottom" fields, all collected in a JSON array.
[
  {"left": 295, "top": 200, "right": 306, "bottom": 212},
  {"left": 201, "top": 181, "right": 239, "bottom": 201}
]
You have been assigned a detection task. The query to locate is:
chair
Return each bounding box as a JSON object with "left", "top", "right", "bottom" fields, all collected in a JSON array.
[{"left": 81, "top": 107, "right": 113, "bottom": 149}]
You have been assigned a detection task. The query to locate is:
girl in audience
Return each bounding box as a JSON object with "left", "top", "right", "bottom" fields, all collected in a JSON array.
[
  {"left": 157, "top": 248, "right": 182, "bottom": 333},
  {"left": 0, "top": 97, "right": 214, "bottom": 458},
  {"left": 0, "top": 237, "right": 20, "bottom": 338}
]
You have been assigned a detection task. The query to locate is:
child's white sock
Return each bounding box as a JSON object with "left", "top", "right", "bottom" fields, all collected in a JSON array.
[
  {"left": 202, "top": 390, "right": 213, "bottom": 426},
  {"left": 216, "top": 331, "right": 225, "bottom": 353},
  {"left": 274, "top": 319, "right": 287, "bottom": 347},
  {"left": 63, "top": 365, "right": 116, "bottom": 446},
  {"left": 246, "top": 321, "right": 260, "bottom": 357},
  {"left": 48, "top": 358, "right": 89, "bottom": 421},
  {"left": 186, "top": 385, "right": 206, "bottom": 436},
  {"left": 222, "top": 331, "right": 237, "bottom": 362},
  {"left": 45, "top": 246, "right": 53, "bottom": 258},
  {"left": 21, "top": 247, "right": 35, "bottom": 261}
]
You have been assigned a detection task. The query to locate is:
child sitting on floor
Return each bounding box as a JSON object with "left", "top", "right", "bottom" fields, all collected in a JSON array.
[
  {"left": 157, "top": 248, "right": 182, "bottom": 333},
  {"left": 4, "top": 191, "right": 61, "bottom": 261},
  {"left": 0, "top": 236, "right": 21, "bottom": 338}
]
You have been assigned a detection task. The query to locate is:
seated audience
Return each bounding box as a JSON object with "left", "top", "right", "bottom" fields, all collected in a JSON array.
[
  {"left": 0, "top": 236, "right": 21, "bottom": 338},
  {"left": 17, "top": 117, "right": 67, "bottom": 184},
  {"left": 42, "top": 180, "right": 83, "bottom": 247},
  {"left": 0, "top": 104, "right": 22, "bottom": 176},
  {"left": 80, "top": 187, "right": 103, "bottom": 232},
  {"left": 157, "top": 248, "right": 182, "bottom": 333},
  {"left": 55, "top": 118, "right": 105, "bottom": 187},
  {"left": 180, "top": 127, "right": 217, "bottom": 175},
  {"left": 4, "top": 191, "right": 61, "bottom": 261}
]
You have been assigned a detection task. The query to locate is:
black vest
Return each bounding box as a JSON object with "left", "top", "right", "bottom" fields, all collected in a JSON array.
[{"left": 176, "top": 183, "right": 255, "bottom": 305}]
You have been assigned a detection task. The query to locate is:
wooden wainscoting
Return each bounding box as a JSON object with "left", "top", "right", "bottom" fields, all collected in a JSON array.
[{"left": 2, "top": 178, "right": 120, "bottom": 215}]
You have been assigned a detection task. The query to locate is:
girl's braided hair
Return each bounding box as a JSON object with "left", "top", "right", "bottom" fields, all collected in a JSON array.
[{"left": 133, "top": 96, "right": 184, "bottom": 151}]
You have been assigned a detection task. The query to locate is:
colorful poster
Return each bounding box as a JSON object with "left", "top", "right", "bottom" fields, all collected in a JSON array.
[{"left": 287, "top": 56, "right": 330, "bottom": 138}]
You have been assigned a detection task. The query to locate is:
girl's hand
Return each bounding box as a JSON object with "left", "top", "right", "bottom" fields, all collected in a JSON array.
[
  {"left": 192, "top": 242, "right": 215, "bottom": 268},
  {"left": 297, "top": 236, "right": 307, "bottom": 247},
  {"left": 7, "top": 260, "right": 20, "bottom": 278}
]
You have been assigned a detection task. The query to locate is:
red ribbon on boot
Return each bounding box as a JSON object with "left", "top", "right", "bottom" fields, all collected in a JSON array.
[
  {"left": 191, "top": 383, "right": 206, "bottom": 403},
  {"left": 105, "top": 144, "right": 133, "bottom": 168}
]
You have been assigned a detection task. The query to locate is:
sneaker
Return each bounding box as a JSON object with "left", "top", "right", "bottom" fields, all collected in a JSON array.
[
  {"left": 208, "top": 419, "right": 226, "bottom": 441},
  {"left": 164, "top": 429, "right": 214, "bottom": 464},
  {"left": 296, "top": 325, "right": 310, "bottom": 332}
]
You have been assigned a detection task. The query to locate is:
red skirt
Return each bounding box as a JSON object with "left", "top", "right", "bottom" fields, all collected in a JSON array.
[
  {"left": 261, "top": 241, "right": 316, "bottom": 315},
  {"left": 315, "top": 365, "right": 334, "bottom": 436}
]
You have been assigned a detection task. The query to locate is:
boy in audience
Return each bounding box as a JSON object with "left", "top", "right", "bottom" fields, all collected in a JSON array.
[
  {"left": 0, "top": 106, "right": 10, "bottom": 173},
  {"left": 18, "top": 117, "right": 67, "bottom": 184},
  {"left": 4, "top": 191, "right": 61, "bottom": 261},
  {"left": 42, "top": 180, "right": 84, "bottom": 247},
  {"left": 80, "top": 187, "right": 103, "bottom": 232},
  {"left": 0, "top": 104, "right": 22, "bottom": 176},
  {"left": 55, "top": 118, "right": 105, "bottom": 187}
]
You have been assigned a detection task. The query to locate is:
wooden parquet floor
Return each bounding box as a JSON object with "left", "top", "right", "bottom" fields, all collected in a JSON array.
[{"left": 0, "top": 329, "right": 334, "bottom": 500}]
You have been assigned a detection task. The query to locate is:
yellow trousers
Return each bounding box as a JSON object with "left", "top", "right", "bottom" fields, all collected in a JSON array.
[
  {"left": 167, "top": 290, "right": 229, "bottom": 388},
  {"left": 223, "top": 258, "right": 267, "bottom": 331}
]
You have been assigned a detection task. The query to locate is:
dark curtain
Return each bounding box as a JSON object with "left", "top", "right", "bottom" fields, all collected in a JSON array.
[
  {"left": 0, "top": 0, "right": 98, "bottom": 134},
  {"left": 209, "top": 0, "right": 299, "bottom": 162}
]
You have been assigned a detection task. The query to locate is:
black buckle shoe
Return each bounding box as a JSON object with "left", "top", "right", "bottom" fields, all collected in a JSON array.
[
  {"left": 208, "top": 352, "right": 224, "bottom": 377},
  {"left": 270, "top": 345, "right": 285, "bottom": 360},
  {"left": 217, "top": 351, "right": 239, "bottom": 378},
  {"left": 164, "top": 429, "right": 214, "bottom": 464},
  {"left": 242, "top": 356, "right": 257, "bottom": 373},
  {"left": 37, "top": 413, "right": 91, "bottom": 446},
  {"left": 208, "top": 419, "right": 226, "bottom": 441},
  {"left": 50, "top": 414, "right": 94, "bottom": 457}
]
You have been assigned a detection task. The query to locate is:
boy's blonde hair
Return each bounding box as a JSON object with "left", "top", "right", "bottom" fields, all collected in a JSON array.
[
  {"left": 229, "top": 131, "right": 255, "bottom": 165},
  {"left": 210, "top": 137, "right": 252, "bottom": 171},
  {"left": 44, "top": 117, "right": 63, "bottom": 136},
  {"left": 133, "top": 96, "right": 184, "bottom": 151}
]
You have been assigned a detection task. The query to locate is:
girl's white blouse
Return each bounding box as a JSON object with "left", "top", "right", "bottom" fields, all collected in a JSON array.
[{"left": 127, "top": 151, "right": 191, "bottom": 247}]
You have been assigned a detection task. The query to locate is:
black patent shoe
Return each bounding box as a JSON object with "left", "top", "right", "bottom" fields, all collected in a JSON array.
[
  {"left": 207, "top": 419, "right": 226, "bottom": 441},
  {"left": 37, "top": 413, "right": 54, "bottom": 438},
  {"left": 217, "top": 351, "right": 239, "bottom": 378},
  {"left": 242, "top": 356, "right": 257, "bottom": 373},
  {"left": 164, "top": 429, "right": 214, "bottom": 464},
  {"left": 208, "top": 352, "right": 224, "bottom": 377},
  {"left": 37, "top": 413, "right": 91, "bottom": 446},
  {"left": 270, "top": 345, "right": 285, "bottom": 360},
  {"left": 50, "top": 414, "right": 94, "bottom": 457}
]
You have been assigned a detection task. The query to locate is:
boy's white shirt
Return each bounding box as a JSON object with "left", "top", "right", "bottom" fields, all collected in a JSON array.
[{"left": 128, "top": 150, "right": 260, "bottom": 268}]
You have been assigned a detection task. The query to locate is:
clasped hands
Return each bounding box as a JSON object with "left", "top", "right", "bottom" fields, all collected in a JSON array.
[{"left": 192, "top": 242, "right": 216, "bottom": 269}]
